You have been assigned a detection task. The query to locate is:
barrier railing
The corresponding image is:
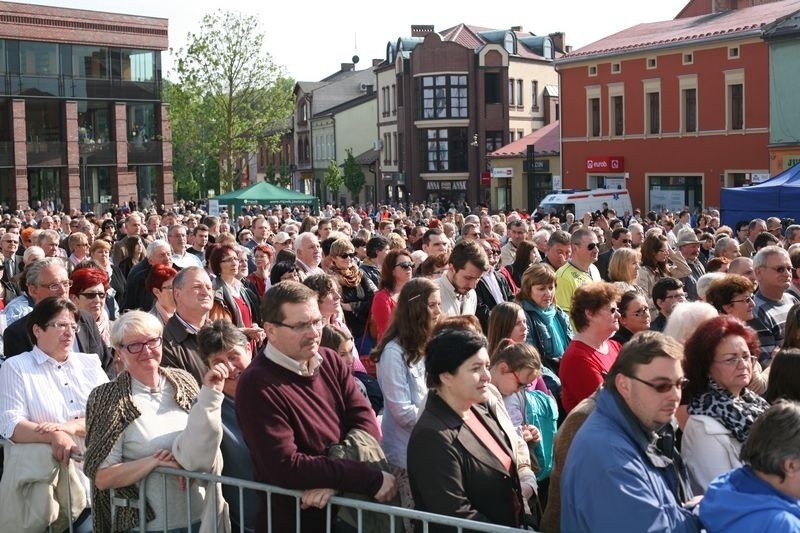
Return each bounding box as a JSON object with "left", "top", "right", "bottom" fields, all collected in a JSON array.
[{"left": 109, "top": 465, "right": 531, "bottom": 533}]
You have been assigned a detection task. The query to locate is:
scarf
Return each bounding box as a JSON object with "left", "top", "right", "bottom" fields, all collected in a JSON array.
[
  {"left": 531, "top": 305, "right": 567, "bottom": 358},
  {"left": 332, "top": 265, "right": 362, "bottom": 288},
  {"left": 688, "top": 379, "right": 770, "bottom": 443}
]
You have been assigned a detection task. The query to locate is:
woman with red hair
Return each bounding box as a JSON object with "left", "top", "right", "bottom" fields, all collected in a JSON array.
[
  {"left": 145, "top": 263, "right": 178, "bottom": 326},
  {"left": 69, "top": 265, "right": 111, "bottom": 344},
  {"left": 681, "top": 315, "right": 770, "bottom": 495}
]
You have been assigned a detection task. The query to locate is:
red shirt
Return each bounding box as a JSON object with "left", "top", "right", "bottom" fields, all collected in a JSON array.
[{"left": 559, "top": 339, "right": 622, "bottom": 413}]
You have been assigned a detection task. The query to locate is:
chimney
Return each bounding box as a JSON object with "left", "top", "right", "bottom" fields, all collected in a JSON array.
[
  {"left": 712, "top": 0, "right": 734, "bottom": 12},
  {"left": 411, "top": 24, "right": 434, "bottom": 37},
  {"left": 550, "top": 32, "right": 566, "bottom": 53},
  {"left": 341, "top": 63, "right": 354, "bottom": 72},
  {"left": 372, "top": 58, "right": 383, "bottom": 67},
  {"left": 511, "top": 25, "right": 522, "bottom": 32}
]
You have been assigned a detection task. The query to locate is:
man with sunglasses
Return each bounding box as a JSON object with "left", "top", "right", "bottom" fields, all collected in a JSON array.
[
  {"left": 555, "top": 227, "right": 602, "bottom": 315},
  {"left": 475, "top": 239, "right": 514, "bottom": 333},
  {"left": 561, "top": 331, "right": 700, "bottom": 532},
  {"left": 753, "top": 246, "right": 799, "bottom": 365},
  {"left": 597, "top": 227, "right": 632, "bottom": 281}
]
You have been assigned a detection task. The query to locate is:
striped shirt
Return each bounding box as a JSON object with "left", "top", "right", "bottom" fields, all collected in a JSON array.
[{"left": 0, "top": 345, "right": 108, "bottom": 445}]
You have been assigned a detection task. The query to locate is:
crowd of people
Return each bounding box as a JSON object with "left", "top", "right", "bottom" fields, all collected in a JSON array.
[{"left": 0, "top": 201, "right": 799, "bottom": 532}]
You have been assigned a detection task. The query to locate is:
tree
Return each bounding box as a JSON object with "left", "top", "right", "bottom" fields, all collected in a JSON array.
[
  {"left": 323, "top": 159, "right": 343, "bottom": 203},
  {"left": 342, "top": 148, "right": 366, "bottom": 204},
  {"left": 173, "top": 10, "right": 294, "bottom": 193}
]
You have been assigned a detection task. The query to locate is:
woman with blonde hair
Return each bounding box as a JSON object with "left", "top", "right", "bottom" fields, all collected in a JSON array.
[{"left": 607, "top": 247, "right": 646, "bottom": 298}]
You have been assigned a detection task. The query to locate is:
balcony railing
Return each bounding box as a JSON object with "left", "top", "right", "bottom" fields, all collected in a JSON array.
[
  {"left": 127, "top": 140, "right": 162, "bottom": 165},
  {"left": 79, "top": 142, "right": 115, "bottom": 165},
  {"left": 26, "top": 141, "right": 65, "bottom": 166}
]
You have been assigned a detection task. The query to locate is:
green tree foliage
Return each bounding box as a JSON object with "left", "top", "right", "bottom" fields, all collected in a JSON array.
[
  {"left": 342, "top": 148, "right": 366, "bottom": 203},
  {"left": 323, "top": 159, "right": 343, "bottom": 201},
  {"left": 173, "top": 10, "right": 294, "bottom": 194}
]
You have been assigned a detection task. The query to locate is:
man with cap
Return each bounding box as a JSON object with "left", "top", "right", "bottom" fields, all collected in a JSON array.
[
  {"left": 272, "top": 231, "right": 293, "bottom": 261},
  {"left": 671, "top": 229, "right": 705, "bottom": 301}
]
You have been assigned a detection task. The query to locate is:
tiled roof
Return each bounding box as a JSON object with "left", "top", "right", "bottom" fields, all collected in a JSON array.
[
  {"left": 426, "top": 23, "right": 560, "bottom": 61},
  {"left": 489, "top": 121, "right": 560, "bottom": 158},
  {"left": 764, "top": 7, "right": 800, "bottom": 37},
  {"left": 562, "top": 0, "right": 800, "bottom": 60}
]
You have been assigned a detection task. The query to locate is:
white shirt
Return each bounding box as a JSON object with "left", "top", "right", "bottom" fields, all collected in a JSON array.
[{"left": 0, "top": 346, "right": 108, "bottom": 443}]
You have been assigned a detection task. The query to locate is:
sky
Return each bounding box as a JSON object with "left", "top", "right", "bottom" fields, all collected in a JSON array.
[{"left": 17, "top": 0, "right": 689, "bottom": 81}]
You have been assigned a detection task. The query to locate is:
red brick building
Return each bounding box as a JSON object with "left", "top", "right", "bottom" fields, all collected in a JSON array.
[
  {"left": 0, "top": 1, "right": 170, "bottom": 212},
  {"left": 555, "top": 0, "right": 800, "bottom": 213}
]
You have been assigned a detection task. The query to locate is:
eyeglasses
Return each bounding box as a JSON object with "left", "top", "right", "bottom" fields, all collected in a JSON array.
[
  {"left": 270, "top": 317, "right": 326, "bottom": 333},
  {"left": 730, "top": 295, "right": 755, "bottom": 305},
  {"left": 395, "top": 262, "right": 414, "bottom": 270},
  {"left": 80, "top": 291, "right": 106, "bottom": 300},
  {"left": 765, "top": 265, "right": 792, "bottom": 274},
  {"left": 619, "top": 239, "right": 632, "bottom": 244},
  {"left": 630, "top": 307, "right": 651, "bottom": 318},
  {"left": 629, "top": 375, "right": 689, "bottom": 393},
  {"left": 715, "top": 353, "right": 757, "bottom": 367},
  {"left": 338, "top": 253, "right": 357, "bottom": 259},
  {"left": 41, "top": 280, "right": 73, "bottom": 292},
  {"left": 45, "top": 321, "right": 80, "bottom": 333},
  {"left": 121, "top": 336, "right": 163, "bottom": 353},
  {"left": 585, "top": 242, "right": 598, "bottom": 251},
  {"left": 220, "top": 257, "right": 238, "bottom": 263}
]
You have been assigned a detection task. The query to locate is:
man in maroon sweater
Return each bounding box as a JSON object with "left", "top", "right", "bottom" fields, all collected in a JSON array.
[{"left": 237, "top": 281, "right": 396, "bottom": 532}]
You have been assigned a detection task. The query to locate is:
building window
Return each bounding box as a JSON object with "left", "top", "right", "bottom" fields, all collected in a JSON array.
[
  {"left": 647, "top": 92, "right": 660, "bottom": 134},
  {"left": 611, "top": 63, "right": 621, "bottom": 74},
  {"left": 72, "top": 45, "right": 109, "bottom": 79},
  {"left": 78, "top": 101, "right": 112, "bottom": 143},
  {"left": 683, "top": 88, "right": 697, "bottom": 133},
  {"left": 20, "top": 41, "right": 59, "bottom": 76},
  {"left": 729, "top": 83, "right": 744, "bottom": 130},
  {"left": 612, "top": 95, "right": 624, "bottom": 136},
  {"left": 543, "top": 38, "right": 553, "bottom": 60},
  {"left": 421, "top": 75, "right": 468, "bottom": 119},
  {"left": 127, "top": 103, "right": 156, "bottom": 142},
  {"left": 422, "top": 128, "right": 468, "bottom": 172},
  {"left": 516, "top": 79, "right": 523, "bottom": 106},
  {"left": 531, "top": 80, "right": 539, "bottom": 110},
  {"left": 120, "top": 49, "right": 154, "bottom": 82},
  {"left": 728, "top": 46, "right": 740, "bottom": 59},
  {"left": 509, "top": 79, "right": 514, "bottom": 106},
  {"left": 485, "top": 131, "right": 503, "bottom": 153},
  {"left": 683, "top": 52, "right": 693, "bottom": 65},
  {"left": 392, "top": 132, "right": 398, "bottom": 164},
  {"left": 588, "top": 65, "right": 597, "bottom": 77},
  {"left": 647, "top": 57, "right": 657, "bottom": 69},
  {"left": 485, "top": 72, "right": 501, "bottom": 104},
  {"left": 589, "top": 97, "right": 600, "bottom": 137},
  {"left": 391, "top": 84, "right": 397, "bottom": 114}
]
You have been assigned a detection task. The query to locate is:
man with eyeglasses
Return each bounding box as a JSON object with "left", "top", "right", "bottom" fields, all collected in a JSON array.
[
  {"left": 0, "top": 231, "right": 19, "bottom": 280},
  {"left": 236, "top": 281, "right": 396, "bottom": 532},
  {"left": 650, "top": 277, "right": 686, "bottom": 333},
  {"left": 3, "top": 258, "right": 109, "bottom": 367},
  {"left": 561, "top": 331, "right": 700, "bottom": 532},
  {"left": 160, "top": 266, "right": 214, "bottom": 385},
  {"left": 555, "top": 227, "right": 602, "bottom": 315},
  {"left": 598, "top": 227, "right": 632, "bottom": 282},
  {"left": 753, "top": 246, "right": 799, "bottom": 364}
]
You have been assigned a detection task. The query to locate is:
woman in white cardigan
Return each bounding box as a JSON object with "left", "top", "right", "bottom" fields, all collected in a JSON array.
[{"left": 681, "top": 315, "right": 770, "bottom": 494}]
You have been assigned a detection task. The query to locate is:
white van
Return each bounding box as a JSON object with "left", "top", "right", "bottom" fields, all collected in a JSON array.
[{"left": 538, "top": 188, "right": 633, "bottom": 219}]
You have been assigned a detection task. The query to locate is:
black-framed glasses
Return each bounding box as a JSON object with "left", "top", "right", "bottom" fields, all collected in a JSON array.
[
  {"left": 585, "top": 242, "right": 598, "bottom": 251},
  {"left": 631, "top": 307, "right": 651, "bottom": 318},
  {"left": 121, "top": 336, "right": 163, "bottom": 354},
  {"left": 80, "top": 291, "right": 106, "bottom": 300},
  {"left": 629, "top": 375, "right": 689, "bottom": 393},
  {"left": 338, "top": 253, "right": 357, "bottom": 259},
  {"left": 270, "top": 318, "right": 325, "bottom": 333},
  {"left": 395, "top": 262, "right": 414, "bottom": 270},
  {"left": 729, "top": 295, "right": 755, "bottom": 305}
]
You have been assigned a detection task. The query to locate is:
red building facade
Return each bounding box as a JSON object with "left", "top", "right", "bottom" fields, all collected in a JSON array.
[{"left": 555, "top": 0, "right": 800, "bottom": 213}]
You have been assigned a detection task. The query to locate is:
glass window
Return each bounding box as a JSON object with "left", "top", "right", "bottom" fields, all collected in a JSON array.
[
  {"left": 121, "top": 49, "right": 154, "bottom": 82},
  {"left": 422, "top": 128, "right": 467, "bottom": 172},
  {"left": 127, "top": 103, "right": 157, "bottom": 142},
  {"left": 20, "top": 41, "right": 59, "bottom": 76},
  {"left": 729, "top": 84, "right": 743, "bottom": 130},
  {"left": 613, "top": 95, "right": 624, "bottom": 136},
  {"left": 421, "top": 75, "right": 468, "bottom": 119},
  {"left": 73, "top": 45, "right": 108, "bottom": 79},
  {"left": 78, "top": 101, "right": 112, "bottom": 144},
  {"left": 684, "top": 88, "right": 697, "bottom": 133},
  {"left": 647, "top": 92, "right": 660, "bottom": 134},
  {"left": 485, "top": 72, "right": 501, "bottom": 104},
  {"left": 0, "top": 41, "right": 5, "bottom": 74},
  {"left": 589, "top": 97, "right": 600, "bottom": 137},
  {"left": 26, "top": 100, "right": 62, "bottom": 142}
]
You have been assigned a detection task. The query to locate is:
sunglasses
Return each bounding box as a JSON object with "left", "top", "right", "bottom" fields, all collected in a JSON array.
[
  {"left": 629, "top": 375, "right": 689, "bottom": 393},
  {"left": 395, "top": 262, "right": 414, "bottom": 270},
  {"left": 80, "top": 291, "right": 106, "bottom": 300},
  {"left": 338, "top": 253, "right": 357, "bottom": 259},
  {"left": 585, "top": 242, "right": 598, "bottom": 251}
]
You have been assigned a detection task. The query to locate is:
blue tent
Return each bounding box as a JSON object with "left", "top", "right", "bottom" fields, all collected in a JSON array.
[{"left": 720, "top": 163, "right": 800, "bottom": 228}]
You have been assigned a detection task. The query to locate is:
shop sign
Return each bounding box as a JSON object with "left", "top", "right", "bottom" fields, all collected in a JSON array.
[
  {"left": 586, "top": 156, "right": 624, "bottom": 172},
  {"left": 523, "top": 160, "right": 550, "bottom": 172},
  {"left": 491, "top": 167, "right": 514, "bottom": 178},
  {"left": 481, "top": 171, "right": 491, "bottom": 186}
]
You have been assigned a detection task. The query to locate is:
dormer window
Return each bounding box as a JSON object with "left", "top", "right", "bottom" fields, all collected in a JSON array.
[
  {"left": 543, "top": 38, "right": 553, "bottom": 60},
  {"left": 504, "top": 32, "right": 515, "bottom": 55}
]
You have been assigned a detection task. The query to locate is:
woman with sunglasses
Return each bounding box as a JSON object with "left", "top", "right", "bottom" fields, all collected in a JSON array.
[
  {"left": 69, "top": 265, "right": 114, "bottom": 347},
  {"left": 681, "top": 315, "right": 770, "bottom": 495},
  {"left": 329, "top": 238, "right": 377, "bottom": 355},
  {"left": 0, "top": 297, "right": 108, "bottom": 533},
  {"left": 371, "top": 249, "right": 415, "bottom": 343},
  {"left": 84, "top": 311, "right": 230, "bottom": 532},
  {"left": 371, "top": 278, "right": 441, "bottom": 522},
  {"left": 611, "top": 291, "right": 651, "bottom": 345}
]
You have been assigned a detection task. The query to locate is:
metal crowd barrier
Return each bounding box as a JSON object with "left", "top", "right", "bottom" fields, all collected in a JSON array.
[{"left": 108, "top": 465, "right": 531, "bottom": 533}]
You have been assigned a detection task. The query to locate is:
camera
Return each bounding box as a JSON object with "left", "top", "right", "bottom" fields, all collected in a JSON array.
[{"left": 782, "top": 217, "right": 795, "bottom": 230}]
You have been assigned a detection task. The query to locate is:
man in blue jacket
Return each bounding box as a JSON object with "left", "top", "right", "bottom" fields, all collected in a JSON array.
[{"left": 561, "top": 330, "right": 702, "bottom": 532}]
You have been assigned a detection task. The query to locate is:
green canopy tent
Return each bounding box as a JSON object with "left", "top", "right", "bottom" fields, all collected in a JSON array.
[{"left": 213, "top": 181, "right": 319, "bottom": 216}]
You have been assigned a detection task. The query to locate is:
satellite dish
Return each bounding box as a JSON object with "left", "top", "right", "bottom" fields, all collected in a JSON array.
[{"left": 352, "top": 55, "right": 360, "bottom": 64}]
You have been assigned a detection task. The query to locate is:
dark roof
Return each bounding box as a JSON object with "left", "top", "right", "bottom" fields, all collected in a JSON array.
[
  {"left": 488, "top": 121, "right": 560, "bottom": 158},
  {"left": 763, "top": 7, "right": 800, "bottom": 38},
  {"left": 353, "top": 148, "right": 380, "bottom": 165},
  {"left": 560, "top": 0, "right": 800, "bottom": 61}
]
